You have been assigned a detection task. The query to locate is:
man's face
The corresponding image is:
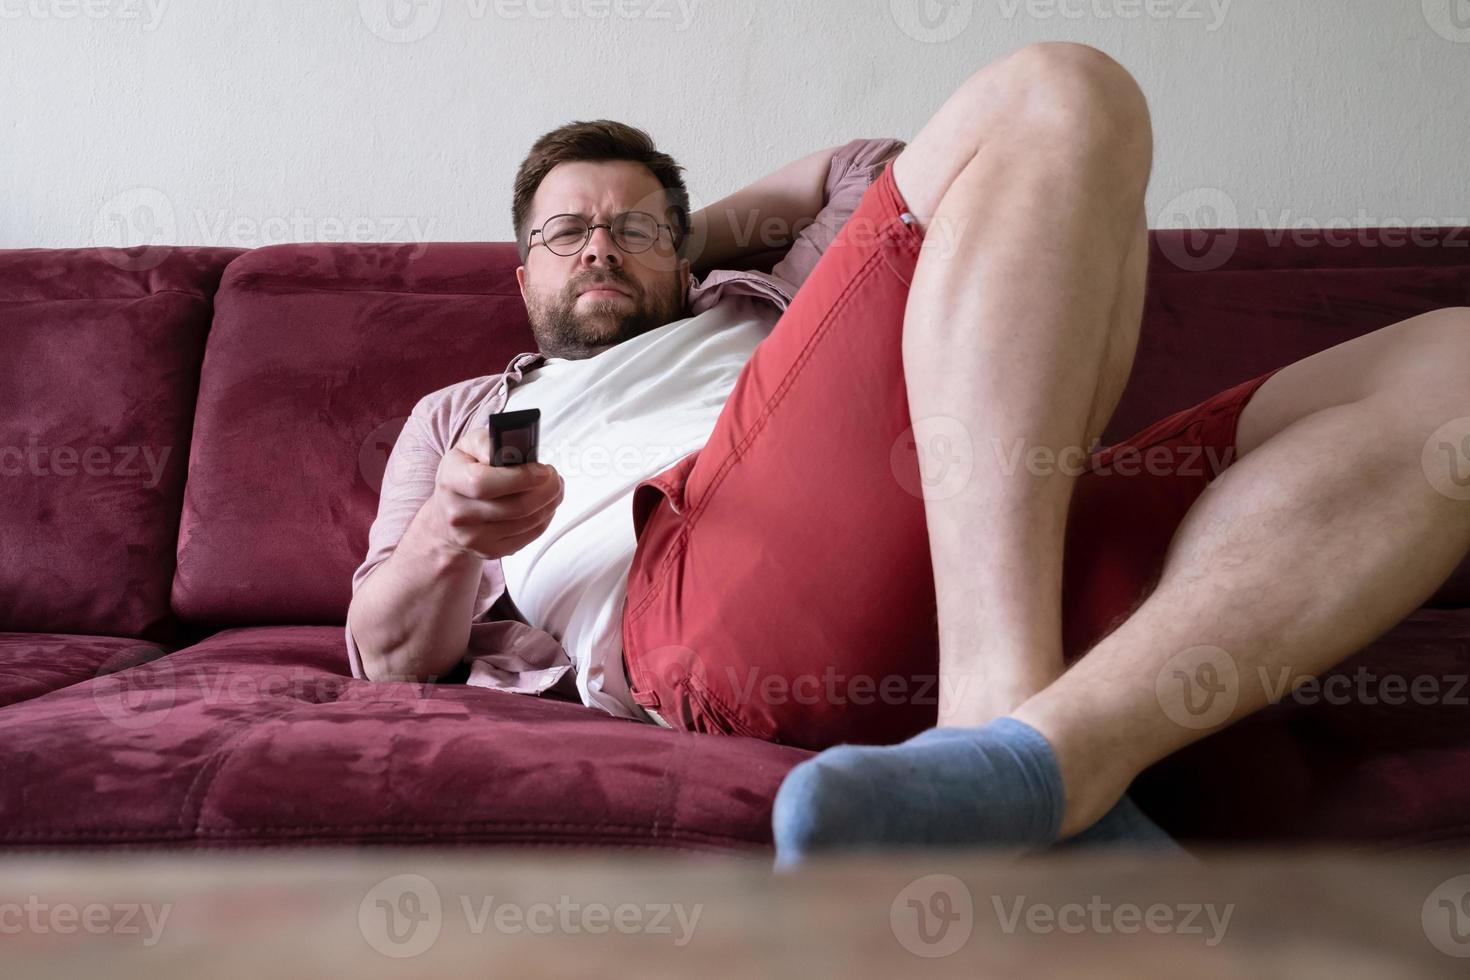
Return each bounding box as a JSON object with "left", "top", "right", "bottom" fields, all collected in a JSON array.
[{"left": 516, "top": 160, "right": 692, "bottom": 361}]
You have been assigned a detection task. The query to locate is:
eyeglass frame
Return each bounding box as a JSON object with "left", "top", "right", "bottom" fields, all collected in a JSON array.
[{"left": 526, "top": 210, "right": 687, "bottom": 258}]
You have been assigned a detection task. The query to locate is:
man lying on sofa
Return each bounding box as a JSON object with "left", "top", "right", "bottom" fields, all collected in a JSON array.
[{"left": 346, "top": 43, "right": 1470, "bottom": 867}]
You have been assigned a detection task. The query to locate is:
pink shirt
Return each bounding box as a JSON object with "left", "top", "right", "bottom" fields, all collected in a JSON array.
[{"left": 345, "top": 137, "right": 907, "bottom": 703}]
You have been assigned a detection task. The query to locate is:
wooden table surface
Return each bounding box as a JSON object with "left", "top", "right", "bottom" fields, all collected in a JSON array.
[{"left": 2, "top": 846, "right": 1467, "bottom": 978}]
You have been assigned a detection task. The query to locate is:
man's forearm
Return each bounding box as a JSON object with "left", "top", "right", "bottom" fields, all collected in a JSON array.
[
  {"left": 346, "top": 501, "right": 484, "bottom": 682},
  {"left": 685, "top": 144, "right": 842, "bottom": 279}
]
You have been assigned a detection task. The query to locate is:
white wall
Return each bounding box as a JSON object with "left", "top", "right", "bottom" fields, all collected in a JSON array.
[{"left": 3, "top": 0, "right": 1468, "bottom": 251}]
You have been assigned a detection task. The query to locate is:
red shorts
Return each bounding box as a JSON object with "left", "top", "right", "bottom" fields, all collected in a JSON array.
[{"left": 621, "top": 159, "right": 1279, "bottom": 751}]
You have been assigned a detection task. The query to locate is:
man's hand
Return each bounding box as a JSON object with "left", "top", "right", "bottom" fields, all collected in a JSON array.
[
  {"left": 419, "top": 426, "right": 565, "bottom": 561},
  {"left": 347, "top": 426, "right": 563, "bottom": 683}
]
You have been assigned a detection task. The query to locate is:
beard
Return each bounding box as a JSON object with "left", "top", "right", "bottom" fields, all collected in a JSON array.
[{"left": 525, "top": 271, "right": 686, "bottom": 361}]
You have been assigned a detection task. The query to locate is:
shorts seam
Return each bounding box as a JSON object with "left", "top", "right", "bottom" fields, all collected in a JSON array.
[{"left": 624, "top": 218, "right": 913, "bottom": 630}]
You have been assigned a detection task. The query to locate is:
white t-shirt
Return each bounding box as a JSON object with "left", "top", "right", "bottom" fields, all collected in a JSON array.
[{"left": 499, "top": 295, "right": 777, "bottom": 722}]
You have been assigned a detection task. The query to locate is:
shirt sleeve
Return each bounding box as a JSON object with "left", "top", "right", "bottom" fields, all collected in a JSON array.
[
  {"left": 686, "top": 136, "right": 908, "bottom": 317},
  {"left": 344, "top": 377, "right": 577, "bottom": 696},
  {"left": 767, "top": 136, "right": 908, "bottom": 293},
  {"left": 344, "top": 391, "right": 446, "bottom": 680}
]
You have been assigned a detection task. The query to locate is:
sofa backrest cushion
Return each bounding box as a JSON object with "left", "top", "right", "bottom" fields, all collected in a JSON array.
[
  {"left": 171, "top": 243, "right": 535, "bottom": 627},
  {"left": 0, "top": 246, "right": 240, "bottom": 639},
  {"left": 1106, "top": 226, "right": 1470, "bottom": 443}
]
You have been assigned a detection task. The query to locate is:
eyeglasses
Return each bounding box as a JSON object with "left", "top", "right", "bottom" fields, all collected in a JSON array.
[{"left": 528, "top": 211, "right": 682, "bottom": 257}]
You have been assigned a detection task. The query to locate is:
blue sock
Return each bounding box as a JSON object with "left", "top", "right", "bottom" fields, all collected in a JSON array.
[
  {"left": 771, "top": 717, "right": 1066, "bottom": 869},
  {"left": 1059, "top": 794, "right": 1187, "bottom": 853},
  {"left": 891, "top": 724, "right": 1182, "bottom": 852}
]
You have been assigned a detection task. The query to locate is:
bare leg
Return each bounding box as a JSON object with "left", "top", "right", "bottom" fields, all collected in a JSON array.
[
  {"left": 772, "top": 44, "right": 1470, "bottom": 864},
  {"left": 1012, "top": 306, "right": 1470, "bottom": 835},
  {"left": 893, "top": 42, "right": 1151, "bottom": 724}
]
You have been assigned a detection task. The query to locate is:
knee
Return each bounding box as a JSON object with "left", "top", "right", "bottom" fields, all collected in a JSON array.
[
  {"left": 1406, "top": 306, "right": 1470, "bottom": 364},
  {"left": 1385, "top": 307, "right": 1470, "bottom": 414},
  {"left": 965, "top": 42, "right": 1152, "bottom": 168}
]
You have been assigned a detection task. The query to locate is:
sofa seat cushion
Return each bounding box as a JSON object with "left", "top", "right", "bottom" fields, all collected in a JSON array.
[
  {"left": 0, "top": 246, "right": 242, "bottom": 639},
  {"left": 1136, "top": 609, "right": 1470, "bottom": 848},
  {"left": 0, "top": 626, "right": 807, "bottom": 851},
  {"left": 0, "top": 633, "right": 169, "bottom": 709}
]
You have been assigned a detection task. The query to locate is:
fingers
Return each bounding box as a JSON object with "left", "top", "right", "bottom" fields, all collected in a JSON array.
[{"left": 442, "top": 446, "right": 559, "bottom": 503}]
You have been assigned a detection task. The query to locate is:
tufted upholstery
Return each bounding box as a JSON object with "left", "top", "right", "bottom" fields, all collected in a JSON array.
[{"left": 1, "top": 230, "right": 1469, "bottom": 853}]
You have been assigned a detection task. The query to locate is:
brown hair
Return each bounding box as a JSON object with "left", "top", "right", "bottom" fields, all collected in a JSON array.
[{"left": 512, "top": 119, "right": 690, "bottom": 264}]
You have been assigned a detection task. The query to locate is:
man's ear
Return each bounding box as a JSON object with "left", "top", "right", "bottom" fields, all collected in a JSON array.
[{"left": 515, "top": 265, "right": 527, "bottom": 303}]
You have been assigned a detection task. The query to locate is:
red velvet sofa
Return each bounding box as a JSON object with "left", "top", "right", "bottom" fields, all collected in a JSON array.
[{"left": 2, "top": 228, "right": 1468, "bottom": 853}]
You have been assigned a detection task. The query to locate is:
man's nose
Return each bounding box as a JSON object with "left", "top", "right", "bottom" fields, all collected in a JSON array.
[{"left": 580, "top": 226, "right": 622, "bottom": 268}]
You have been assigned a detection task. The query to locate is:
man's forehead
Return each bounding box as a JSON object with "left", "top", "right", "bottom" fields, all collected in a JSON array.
[{"left": 534, "top": 160, "right": 667, "bottom": 219}]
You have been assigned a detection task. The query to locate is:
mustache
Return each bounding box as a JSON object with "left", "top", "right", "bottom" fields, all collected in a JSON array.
[{"left": 570, "top": 274, "right": 637, "bottom": 297}]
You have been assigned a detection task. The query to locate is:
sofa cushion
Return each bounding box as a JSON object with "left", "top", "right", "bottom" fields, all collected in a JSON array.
[
  {"left": 0, "top": 633, "right": 169, "bottom": 708},
  {"left": 171, "top": 244, "right": 537, "bottom": 627},
  {"left": 0, "top": 626, "right": 806, "bottom": 851},
  {"left": 0, "top": 246, "right": 240, "bottom": 639},
  {"left": 1106, "top": 227, "right": 1470, "bottom": 443},
  {"left": 1135, "top": 609, "right": 1470, "bottom": 847}
]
